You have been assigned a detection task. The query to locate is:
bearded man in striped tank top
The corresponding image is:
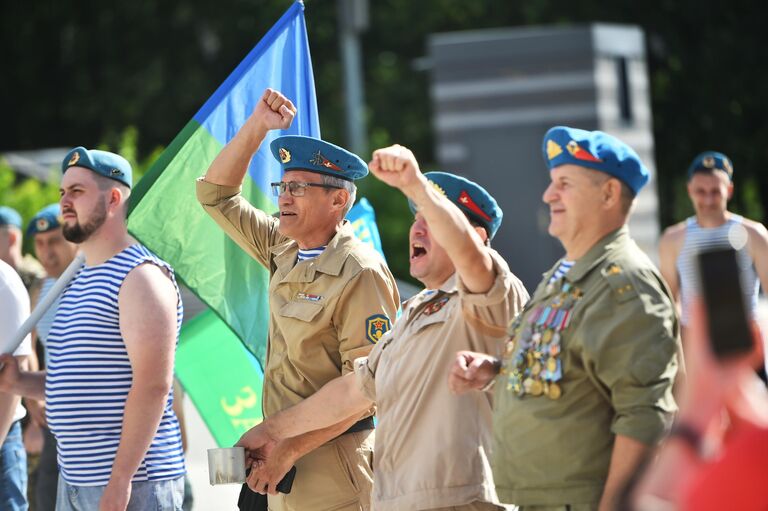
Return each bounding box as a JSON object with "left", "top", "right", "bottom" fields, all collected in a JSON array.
[
  {"left": 658, "top": 152, "right": 768, "bottom": 369},
  {"left": 0, "top": 148, "right": 185, "bottom": 511}
]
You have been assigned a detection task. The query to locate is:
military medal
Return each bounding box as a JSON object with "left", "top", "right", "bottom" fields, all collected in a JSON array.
[
  {"left": 547, "top": 382, "right": 562, "bottom": 400},
  {"left": 504, "top": 280, "right": 584, "bottom": 399}
]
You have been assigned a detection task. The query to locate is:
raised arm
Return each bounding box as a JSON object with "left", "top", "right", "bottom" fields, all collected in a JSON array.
[
  {"left": 100, "top": 263, "right": 179, "bottom": 511},
  {"left": 369, "top": 145, "right": 495, "bottom": 293},
  {"left": 203, "top": 88, "right": 296, "bottom": 187}
]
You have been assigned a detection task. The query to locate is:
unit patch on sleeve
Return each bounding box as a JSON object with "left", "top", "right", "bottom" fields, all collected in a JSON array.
[{"left": 365, "top": 314, "right": 391, "bottom": 344}]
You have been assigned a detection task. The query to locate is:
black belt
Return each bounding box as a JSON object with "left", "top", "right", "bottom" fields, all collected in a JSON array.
[{"left": 342, "top": 416, "right": 374, "bottom": 436}]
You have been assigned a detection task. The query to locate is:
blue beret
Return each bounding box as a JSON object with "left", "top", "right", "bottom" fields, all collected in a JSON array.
[
  {"left": 408, "top": 172, "right": 502, "bottom": 239},
  {"left": 0, "top": 206, "right": 22, "bottom": 229},
  {"left": 27, "top": 204, "right": 62, "bottom": 236},
  {"left": 270, "top": 136, "right": 368, "bottom": 181},
  {"left": 687, "top": 151, "right": 733, "bottom": 181},
  {"left": 542, "top": 126, "right": 649, "bottom": 196},
  {"left": 62, "top": 147, "right": 133, "bottom": 188}
]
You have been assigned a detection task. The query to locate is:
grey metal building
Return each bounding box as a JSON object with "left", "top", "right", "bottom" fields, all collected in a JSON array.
[{"left": 428, "top": 24, "right": 658, "bottom": 291}]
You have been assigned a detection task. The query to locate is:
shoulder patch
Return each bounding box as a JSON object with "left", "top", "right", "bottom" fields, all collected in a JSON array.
[
  {"left": 366, "top": 314, "right": 391, "bottom": 344},
  {"left": 601, "top": 263, "right": 637, "bottom": 303}
]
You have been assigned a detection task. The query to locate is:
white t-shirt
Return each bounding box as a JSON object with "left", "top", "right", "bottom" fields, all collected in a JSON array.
[{"left": 0, "top": 260, "right": 33, "bottom": 422}]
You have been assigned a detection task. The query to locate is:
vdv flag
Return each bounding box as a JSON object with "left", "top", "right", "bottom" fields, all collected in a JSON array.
[
  {"left": 127, "top": 1, "right": 319, "bottom": 445},
  {"left": 346, "top": 198, "right": 386, "bottom": 261},
  {"left": 128, "top": 0, "right": 319, "bottom": 366}
]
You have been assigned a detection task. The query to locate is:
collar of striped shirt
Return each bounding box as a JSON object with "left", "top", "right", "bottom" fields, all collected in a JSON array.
[
  {"left": 297, "top": 246, "right": 327, "bottom": 262},
  {"left": 549, "top": 260, "right": 575, "bottom": 283}
]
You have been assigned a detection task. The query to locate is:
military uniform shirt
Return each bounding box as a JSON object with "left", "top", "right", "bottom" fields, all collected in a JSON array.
[
  {"left": 354, "top": 249, "right": 529, "bottom": 511},
  {"left": 196, "top": 178, "right": 399, "bottom": 417},
  {"left": 492, "top": 226, "right": 678, "bottom": 507}
]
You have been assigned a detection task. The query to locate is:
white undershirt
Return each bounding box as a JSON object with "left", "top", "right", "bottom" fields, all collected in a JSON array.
[{"left": 0, "top": 260, "right": 33, "bottom": 423}]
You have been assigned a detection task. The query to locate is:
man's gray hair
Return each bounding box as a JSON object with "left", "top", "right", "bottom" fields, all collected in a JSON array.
[{"left": 321, "top": 174, "right": 357, "bottom": 216}]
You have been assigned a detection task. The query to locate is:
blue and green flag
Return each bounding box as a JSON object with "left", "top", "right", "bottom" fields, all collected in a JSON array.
[{"left": 127, "top": 1, "right": 319, "bottom": 446}]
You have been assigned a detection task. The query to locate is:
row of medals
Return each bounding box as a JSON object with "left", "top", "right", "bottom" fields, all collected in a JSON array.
[{"left": 502, "top": 282, "right": 584, "bottom": 400}]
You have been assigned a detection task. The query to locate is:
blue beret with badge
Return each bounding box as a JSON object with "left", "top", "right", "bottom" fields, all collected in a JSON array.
[
  {"left": 27, "top": 204, "right": 63, "bottom": 236},
  {"left": 62, "top": 146, "right": 133, "bottom": 188},
  {"left": 408, "top": 171, "right": 503, "bottom": 239},
  {"left": 0, "top": 206, "right": 22, "bottom": 229},
  {"left": 687, "top": 151, "right": 733, "bottom": 181},
  {"left": 270, "top": 135, "right": 368, "bottom": 181},
  {"left": 542, "top": 126, "right": 649, "bottom": 196}
]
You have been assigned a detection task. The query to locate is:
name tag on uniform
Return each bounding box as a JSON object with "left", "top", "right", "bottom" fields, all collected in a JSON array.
[{"left": 296, "top": 292, "right": 323, "bottom": 302}]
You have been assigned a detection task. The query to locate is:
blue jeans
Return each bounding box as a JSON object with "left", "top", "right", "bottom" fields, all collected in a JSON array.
[
  {"left": 56, "top": 475, "right": 184, "bottom": 511},
  {"left": 0, "top": 421, "right": 28, "bottom": 511}
]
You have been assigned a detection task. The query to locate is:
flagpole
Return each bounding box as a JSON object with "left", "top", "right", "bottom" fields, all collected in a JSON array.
[{"left": 3, "top": 252, "right": 85, "bottom": 355}]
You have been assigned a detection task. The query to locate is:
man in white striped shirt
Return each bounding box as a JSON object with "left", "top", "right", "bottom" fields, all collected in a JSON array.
[
  {"left": 659, "top": 151, "right": 768, "bottom": 334},
  {"left": 0, "top": 147, "right": 185, "bottom": 511}
]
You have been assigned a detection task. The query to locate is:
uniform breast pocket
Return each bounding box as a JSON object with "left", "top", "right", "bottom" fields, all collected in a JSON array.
[
  {"left": 279, "top": 300, "right": 324, "bottom": 322},
  {"left": 412, "top": 299, "right": 456, "bottom": 333}
]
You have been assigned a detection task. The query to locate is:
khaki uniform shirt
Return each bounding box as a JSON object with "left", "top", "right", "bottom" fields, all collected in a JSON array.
[
  {"left": 354, "top": 250, "right": 529, "bottom": 511},
  {"left": 196, "top": 179, "right": 399, "bottom": 417},
  {"left": 18, "top": 254, "right": 44, "bottom": 292},
  {"left": 492, "top": 226, "right": 679, "bottom": 507}
]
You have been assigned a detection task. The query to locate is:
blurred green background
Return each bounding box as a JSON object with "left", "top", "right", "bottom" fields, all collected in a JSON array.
[{"left": 1, "top": 0, "right": 765, "bottom": 281}]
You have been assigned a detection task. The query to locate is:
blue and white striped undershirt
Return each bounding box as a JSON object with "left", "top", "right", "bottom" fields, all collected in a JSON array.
[
  {"left": 677, "top": 215, "right": 759, "bottom": 325},
  {"left": 550, "top": 260, "right": 575, "bottom": 283},
  {"left": 45, "top": 244, "right": 185, "bottom": 486},
  {"left": 297, "top": 246, "right": 327, "bottom": 262},
  {"left": 36, "top": 277, "right": 59, "bottom": 364}
]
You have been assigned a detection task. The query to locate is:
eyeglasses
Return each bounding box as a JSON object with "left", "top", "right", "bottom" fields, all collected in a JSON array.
[{"left": 270, "top": 181, "right": 342, "bottom": 197}]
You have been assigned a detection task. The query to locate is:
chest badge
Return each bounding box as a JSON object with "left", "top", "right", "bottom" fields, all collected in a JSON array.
[
  {"left": 366, "top": 314, "right": 391, "bottom": 344},
  {"left": 503, "top": 282, "right": 584, "bottom": 400},
  {"left": 296, "top": 292, "right": 323, "bottom": 302},
  {"left": 422, "top": 295, "right": 450, "bottom": 316}
]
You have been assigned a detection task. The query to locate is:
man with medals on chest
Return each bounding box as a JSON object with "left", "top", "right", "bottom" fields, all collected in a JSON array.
[{"left": 449, "top": 127, "right": 679, "bottom": 511}]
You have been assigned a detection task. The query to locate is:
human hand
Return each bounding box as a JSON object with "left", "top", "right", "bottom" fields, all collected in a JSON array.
[
  {"left": 681, "top": 299, "right": 766, "bottom": 428},
  {"left": 369, "top": 144, "right": 426, "bottom": 195},
  {"left": 249, "top": 88, "right": 297, "bottom": 134},
  {"left": 236, "top": 422, "right": 279, "bottom": 455},
  {"left": 0, "top": 354, "right": 21, "bottom": 393},
  {"left": 99, "top": 478, "right": 131, "bottom": 511},
  {"left": 448, "top": 350, "right": 500, "bottom": 395},
  {"left": 245, "top": 440, "right": 295, "bottom": 495}
]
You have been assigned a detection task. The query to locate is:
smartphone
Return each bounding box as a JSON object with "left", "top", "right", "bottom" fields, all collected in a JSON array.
[
  {"left": 697, "top": 247, "right": 753, "bottom": 359},
  {"left": 276, "top": 465, "right": 297, "bottom": 494}
]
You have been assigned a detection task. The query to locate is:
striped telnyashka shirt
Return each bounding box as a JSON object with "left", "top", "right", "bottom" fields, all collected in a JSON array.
[
  {"left": 549, "top": 260, "right": 575, "bottom": 284},
  {"left": 45, "top": 244, "right": 185, "bottom": 486},
  {"left": 676, "top": 215, "right": 759, "bottom": 325},
  {"left": 36, "top": 276, "right": 59, "bottom": 364},
  {"left": 297, "top": 245, "right": 327, "bottom": 262}
]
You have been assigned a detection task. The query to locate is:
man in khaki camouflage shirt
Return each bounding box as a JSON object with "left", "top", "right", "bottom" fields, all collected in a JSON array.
[
  {"left": 450, "top": 126, "right": 679, "bottom": 511},
  {"left": 198, "top": 88, "right": 399, "bottom": 511}
]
